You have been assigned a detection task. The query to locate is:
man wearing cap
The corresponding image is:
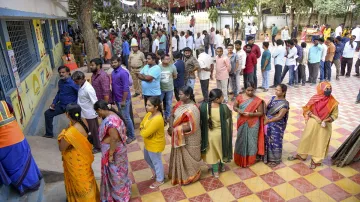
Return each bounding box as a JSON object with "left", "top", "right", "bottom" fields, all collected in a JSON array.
[
  {"left": 183, "top": 47, "right": 199, "bottom": 89},
  {"left": 129, "top": 40, "right": 146, "bottom": 97}
]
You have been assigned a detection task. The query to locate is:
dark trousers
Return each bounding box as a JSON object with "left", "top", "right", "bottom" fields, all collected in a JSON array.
[
  {"left": 123, "top": 55, "right": 129, "bottom": 69},
  {"left": 324, "top": 61, "right": 332, "bottom": 81},
  {"left": 281, "top": 65, "right": 289, "bottom": 83},
  {"left": 44, "top": 105, "right": 66, "bottom": 137},
  {"left": 355, "top": 59, "right": 360, "bottom": 75},
  {"left": 143, "top": 95, "right": 161, "bottom": 107},
  {"left": 244, "top": 71, "right": 254, "bottom": 89},
  {"left": 357, "top": 90, "right": 360, "bottom": 102},
  {"left": 224, "top": 38, "right": 230, "bottom": 47},
  {"left": 273, "top": 64, "right": 282, "bottom": 86},
  {"left": 86, "top": 118, "right": 101, "bottom": 150},
  {"left": 200, "top": 79, "right": 209, "bottom": 102},
  {"left": 205, "top": 46, "right": 209, "bottom": 55},
  {"left": 308, "top": 62, "right": 320, "bottom": 84},
  {"left": 298, "top": 64, "right": 306, "bottom": 84},
  {"left": 253, "top": 65, "right": 258, "bottom": 88},
  {"left": 272, "top": 35, "right": 276, "bottom": 46},
  {"left": 174, "top": 87, "right": 180, "bottom": 101},
  {"left": 341, "top": 57, "right": 353, "bottom": 76}
]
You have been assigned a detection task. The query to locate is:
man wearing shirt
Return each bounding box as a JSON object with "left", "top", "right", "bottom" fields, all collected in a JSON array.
[
  {"left": 90, "top": 58, "right": 111, "bottom": 103},
  {"left": 341, "top": 35, "right": 357, "bottom": 77},
  {"left": 281, "top": 40, "right": 298, "bottom": 86},
  {"left": 260, "top": 42, "right": 271, "bottom": 92},
  {"left": 173, "top": 52, "right": 186, "bottom": 101},
  {"left": 203, "top": 30, "right": 210, "bottom": 55},
  {"left": 159, "top": 54, "right": 177, "bottom": 121},
  {"left": 318, "top": 38, "right": 327, "bottom": 82},
  {"left": 72, "top": 71, "right": 100, "bottom": 153},
  {"left": 307, "top": 38, "right": 323, "bottom": 85},
  {"left": 195, "top": 32, "right": 204, "bottom": 58},
  {"left": 354, "top": 51, "right": 360, "bottom": 77},
  {"left": 245, "top": 23, "right": 251, "bottom": 44},
  {"left": 122, "top": 36, "right": 130, "bottom": 69},
  {"left": 43, "top": 66, "right": 79, "bottom": 138},
  {"left": 335, "top": 24, "right": 344, "bottom": 37},
  {"left": 129, "top": 41, "right": 146, "bottom": 97},
  {"left": 210, "top": 27, "right": 216, "bottom": 57},
  {"left": 333, "top": 36, "right": 345, "bottom": 80},
  {"left": 171, "top": 32, "right": 178, "bottom": 52},
  {"left": 136, "top": 53, "right": 162, "bottom": 106},
  {"left": 293, "top": 38, "right": 303, "bottom": 86},
  {"left": 215, "top": 47, "right": 231, "bottom": 103},
  {"left": 152, "top": 33, "right": 160, "bottom": 54},
  {"left": 159, "top": 30, "right": 167, "bottom": 51},
  {"left": 351, "top": 25, "right": 360, "bottom": 51},
  {"left": 244, "top": 44, "right": 257, "bottom": 88},
  {"left": 186, "top": 30, "right": 194, "bottom": 50},
  {"left": 214, "top": 30, "right": 222, "bottom": 49},
  {"left": 197, "top": 47, "right": 213, "bottom": 102},
  {"left": 179, "top": 31, "right": 187, "bottom": 51},
  {"left": 223, "top": 25, "right": 231, "bottom": 47},
  {"left": 243, "top": 36, "right": 261, "bottom": 88},
  {"left": 234, "top": 40, "right": 246, "bottom": 93},
  {"left": 271, "top": 39, "right": 286, "bottom": 87},
  {"left": 324, "top": 37, "right": 335, "bottom": 81},
  {"left": 251, "top": 22, "right": 258, "bottom": 39},
  {"left": 227, "top": 44, "right": 240, "bottom": 99},
  {"left": 183, "top": 47, "right": 199, "bottom": 89},
  {"left": 271, "top": 24, "right": 278, "bottom": 46}
]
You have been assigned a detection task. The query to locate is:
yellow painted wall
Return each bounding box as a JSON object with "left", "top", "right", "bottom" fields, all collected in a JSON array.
[
  {"left": 53, "top": 42, "right": 63, "bottom": 68},
  {"left": 33, "top": 19, "right": 46, "bottom": 59},
  {"left": 10, "top": 56, "right": 53, "bottom": 129}
]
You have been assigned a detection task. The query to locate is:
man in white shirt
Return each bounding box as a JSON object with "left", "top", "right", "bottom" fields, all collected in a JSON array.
[
  {"left": 152, "top": 33, "right": 159, "bottom": 54},
  {"left": 186, "top": 30, "right": 194, "bottom": 49},
  {"left": 281, "top": 26, "right": 290, "bottom": 40},
  {"left": 195, "top": 32, "right": 204, "bottom": 58},
  {"left": 341, "top": 35, "right": 357, "bottom": 77},
  {"left": 335, "top": 24, "right": 344, "bottom": 37},
  {"left": 319, "top": 38, "right": 327, "bottom": 81},
  {"left": 179, "top": 31, "right": 187, "bottom": 51},
  {"left": 71, "top": 71, "right": 100, "bottom": 153},
  {"left": 214, "top": 30, "right": 222, "bottom": 49},
  {"left": 223, "top": 25, "right": 230, "bottom": 47},
  {"left": 210, "top": 27, "right": 216, "bottom": 57},
  {"left": 251, "top": 22, "right": 258, "bottom": 39},
  {"left": 271, "top": 39, "right": 286, "bottom": 87},
  {"left": 281, "top": 40, "right": 298, "bottom": 86},
  {"left": 172, "top": 32, "right": 178, "bottom": 52},
  {"left": 245, "top": 23, "right": 251, "bottom": 44},
  {"left": 197, "top": 46, "right": 214, "bottom": 102},
  {"left": 351, "top": 25, "right": 360, "bottom": 51}
]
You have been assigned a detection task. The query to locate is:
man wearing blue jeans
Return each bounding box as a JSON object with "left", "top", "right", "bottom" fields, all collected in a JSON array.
[
  {"left": 159, "top": 54, "right": 178, "bottom": 121},
  {"left": 318, "top": 38, "right": 327, "bottom": 82},
  {"left": 324, "top": 37, "right": 335, "bottom": 81},
  {"left": 260, "top": 42, "right": 271, "bottom": 92},
  {"left": 111, "top": 57, "right": 136, "bottom": 144},
  {"left": 282, "top": 40, "right": 298, "bottom": 86},
  {"left": 183, "top": 47, "right": 199, "bottom": 90}
]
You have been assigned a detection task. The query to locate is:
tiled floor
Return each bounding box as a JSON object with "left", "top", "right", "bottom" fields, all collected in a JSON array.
[{"left": 126, "top": 51, "right": 360, "bottom": 202}]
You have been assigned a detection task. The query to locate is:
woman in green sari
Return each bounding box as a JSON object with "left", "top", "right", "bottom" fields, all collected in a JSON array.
[{"left": 200, "top": 89, "right": 233, "bottom": 178}]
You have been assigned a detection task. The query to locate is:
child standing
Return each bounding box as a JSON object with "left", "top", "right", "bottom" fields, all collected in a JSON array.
[
  {"left": 140, "top": 96, "right": 165, "bottom": 189},
  {"left": 200, "top": 89, "right": 233, "bottom": 178}
]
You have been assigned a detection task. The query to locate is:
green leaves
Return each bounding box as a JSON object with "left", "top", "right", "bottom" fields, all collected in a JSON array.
[{"left": 207, "top": 7, "right": 219, "bottom": 23}]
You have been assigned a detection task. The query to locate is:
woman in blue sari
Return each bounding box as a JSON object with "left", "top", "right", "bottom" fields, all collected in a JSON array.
[
  {"left": 0, "top": 100, "right": 42, "bottom": 195},
  {"left": 263, "top": 84, "right": 289, "bottom": 167}
]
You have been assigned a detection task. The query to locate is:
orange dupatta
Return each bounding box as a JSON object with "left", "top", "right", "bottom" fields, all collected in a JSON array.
[
  {"left": 302, "top": 81, "right": 339, "bottom": 121},
  {"left": 236, "top": 95, "right": 265, "bottom": 155}
]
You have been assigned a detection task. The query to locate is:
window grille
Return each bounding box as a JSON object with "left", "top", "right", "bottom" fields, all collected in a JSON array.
[
  {"left": 57, "top": 20, "right": 63, "bottom": 39},
  {"left": 0, "top": 46, "right": 13, "bottom": 93},
  {"left": 51, "top": 20, "right": 59, "bottom": 44},
  {"left": 6, "top": 20, "right": 38, "bottom": 79}
]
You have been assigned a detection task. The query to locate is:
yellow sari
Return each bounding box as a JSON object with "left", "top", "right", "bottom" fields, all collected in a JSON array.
[{"left": 58, "top": 126, "right": 100, "bottom": 202}]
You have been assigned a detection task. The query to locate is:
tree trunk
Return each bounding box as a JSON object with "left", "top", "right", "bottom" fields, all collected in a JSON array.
[
  {"left": 349, "top": 12, "right": 353, "bottom": 27},
  {"left": 257, "top": 2, "right": 262, "bottom": 40},
  {"left": 168, "top": 1, "right": 172, "bottom": 57},
  {"left": 297, "top": 13, "right": 301, "bottom": 28},
  {"left": 317, "top": 13, "right": 322, "bottom": 25},
  {"left": 289, "top": 7, "right": 295, "bottom": 36},
  {"left": 343, "top": 12, "right": 348, "bottom": 26},
  {"left": 77, "top": 0, "right": 98, "bottom": 72}
]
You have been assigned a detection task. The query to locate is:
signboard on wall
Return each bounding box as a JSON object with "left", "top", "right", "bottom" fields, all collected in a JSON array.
[
  {"left": 33, "top": 19, "right": 46, "bottom": 59},
  {"left": 6, "top": 41, "right": 22, "bottom": 93}
]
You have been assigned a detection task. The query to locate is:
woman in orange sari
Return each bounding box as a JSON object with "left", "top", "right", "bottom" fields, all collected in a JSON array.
[
  {"left": 289, "top": 82, "right": 339, "bottom": 169},
  {"left": 233, "top": 82, "right": 265, "bottom": 167},
  {"left": 168, "top": 86, "right": 202, "bottom": 185},
  {"left": 58, "top": 103, "right": 99, "bottom": 202}
]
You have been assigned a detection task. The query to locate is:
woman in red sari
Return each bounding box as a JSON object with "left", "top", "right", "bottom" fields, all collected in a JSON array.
[{"left": 233, "top": 82, "right": 265, "bottom": 167}]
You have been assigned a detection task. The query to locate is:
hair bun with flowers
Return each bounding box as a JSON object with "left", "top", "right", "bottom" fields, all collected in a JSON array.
[
  {"left": 107, "top": 104, "right": 111, "bottom": 109},
  {"left": 75, "top": 113, "right": 79, "bottom": 117}
]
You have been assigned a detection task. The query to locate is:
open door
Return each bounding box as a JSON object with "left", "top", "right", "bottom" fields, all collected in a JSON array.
[{"left": 41, "top": 20, "right": 55, "bottom": 68}]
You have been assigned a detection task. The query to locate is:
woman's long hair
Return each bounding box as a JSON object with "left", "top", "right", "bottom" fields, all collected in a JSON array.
[
  {"left": 66, "top": 103, "right": 89, "bottom": 134},
  {"left": 180, "top": 86, "right": 196, "bottom": 103},
  {"left": 208, "top": 89, "right": 223, "bottom": 130},
  {"left": 147, "top": 96, "right": 163, "bottom": 117},
  {"left": 94, "top": 100, "right": 125, "bottom": 123}
]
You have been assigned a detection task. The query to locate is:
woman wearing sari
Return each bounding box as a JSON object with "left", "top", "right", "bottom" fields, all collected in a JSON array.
[
  {"left": 289, "top": 81, "right": 339, "bottom": 169},
  {"left": 200, "top": 89, "right": 233, "bottom": 178},
  {"left": 0, "top": 100, "right": 42, "bottom": 196},
  {"left": 168, "top": 86, "right": 202, "bottom": 185},
  {"left": 58, "top": 103, "right": 99, "bottom": 201},
  {"left": 233, "top": 82, "right": 265, "bottom": 167},
  {"left": 263, "top": 84, "right": 289, "bottom": 167},
  {"left": 94, "top": 100, "right": 131, "bottom": 202}
]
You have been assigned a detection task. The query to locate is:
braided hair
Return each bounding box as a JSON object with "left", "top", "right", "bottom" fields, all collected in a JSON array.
[
  {"left": 93, "top": 100, "right": 125, "bottom": 123},
  {"left": 208, "top": 89, "right": 223, "bottom": 130},
  {"left": 180, "top": 86, "right": 195, "bottom": 103},
  {"left": 65, "top": 103, "right": 89, "bottom": 134}
]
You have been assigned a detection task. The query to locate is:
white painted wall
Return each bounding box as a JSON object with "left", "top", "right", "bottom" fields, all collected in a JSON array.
[
  {"left": 264, "top": 15, "right": 288, "bottom": 29},
  {"left": 0, "top": 0, "right": 68, "bottom": 17}
]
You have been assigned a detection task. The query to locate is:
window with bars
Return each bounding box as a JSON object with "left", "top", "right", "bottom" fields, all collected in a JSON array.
[
  {"left": 51, "top": 20, "right": 59, "bottom": 44},
  {"left": 6, "top": 20, "right": 38, "bottom": 79},
  {"left": 0, "top": 47, "right": 13, "bottom": 93}
]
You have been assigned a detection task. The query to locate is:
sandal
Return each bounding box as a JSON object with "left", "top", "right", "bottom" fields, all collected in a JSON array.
[
  {"left": 149, "top": 181, "right": 164, "bottom": 189},
  {"left": 309, "top": 159, "right": 321, "bottom": 169},
  {"left": 267, "top": 162, "right": 280, "bottom": 168},
  {"left": 150, "top": 175, "right": 156, "bottom": 180},
  {"left": 213, "top": 172, "right": 220, "bottom": 178},
  {"left": 219, "top": 164, "right": 226, "bottom": 172},
  {"left": 288, "top": 154, "right": 306, "bottom": 161}
]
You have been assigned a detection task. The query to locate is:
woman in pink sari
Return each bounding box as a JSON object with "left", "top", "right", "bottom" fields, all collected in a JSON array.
[{"left": 94, "top": 100, "right": 131, "bottom": 202}]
